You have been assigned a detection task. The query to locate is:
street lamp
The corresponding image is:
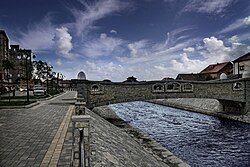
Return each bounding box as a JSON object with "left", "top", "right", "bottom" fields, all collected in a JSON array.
[
  {"left": 45, "top": 64, "right": 53, "bottom": 93},
  {"left": 56, "top": 72, "right": 64, "bottom": 92}
]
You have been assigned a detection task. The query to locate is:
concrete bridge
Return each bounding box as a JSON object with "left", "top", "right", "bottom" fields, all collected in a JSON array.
[{"left": 73, "top": 78, "right": 250, "bottom": 114}]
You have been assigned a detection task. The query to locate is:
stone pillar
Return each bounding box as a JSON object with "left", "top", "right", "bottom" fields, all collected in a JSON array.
[
  {"left": 75, "top": 102, "right": 86, "bottom": 115},
  {"left": 71, "top": 115, "right": 91, "bottom": 167},
  {"left": 76, "top": 81, "right": 88, "bottom": 104}
]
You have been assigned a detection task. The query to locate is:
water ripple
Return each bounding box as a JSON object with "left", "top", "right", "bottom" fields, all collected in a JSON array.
[{"left": 110, "top": 101, "right": 250, "bottom": 167}]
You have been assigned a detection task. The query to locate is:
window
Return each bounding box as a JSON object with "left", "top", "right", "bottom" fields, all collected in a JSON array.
[
  {"left": 90, "top": 84, "right": 104, "bottom": 95},
  {"left": 233, "top": 82, "right": 243, "bottom": 91},
  {"left": 152, "top": 84, "right": 164, "bottom": 92},
  {"left": 165, "top": 82, "right": 181, "bottom": 92},
  {"left": 239, "top": 65, "right": 244, "bottom": 71},
  {"left": 183, "top": 83, "right": 193, "bottom": 92},
  {"left": 91, "top": 85, "right": 99, "bottom": 91}
]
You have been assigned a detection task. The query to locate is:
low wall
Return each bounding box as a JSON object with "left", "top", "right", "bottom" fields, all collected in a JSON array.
[{"left": 149, "top": 98, "right": 250, "bottom": 124}]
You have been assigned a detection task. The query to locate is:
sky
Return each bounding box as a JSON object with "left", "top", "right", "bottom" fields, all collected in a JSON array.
[{"left": 0, "top": 0, "right": 250, "bottom": 81}]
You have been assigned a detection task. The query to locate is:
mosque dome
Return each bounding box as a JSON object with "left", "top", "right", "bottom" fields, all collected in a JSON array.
[{"left": 77, "top": 71, "right": 86, "bottom": 80}]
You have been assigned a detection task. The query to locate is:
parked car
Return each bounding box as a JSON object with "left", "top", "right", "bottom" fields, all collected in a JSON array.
[
  {"left": 33, "top": 85, "right": 46, "bottom": 96},
  {"left": 19, "top": 87, "right": 27, "bottom": 92}
]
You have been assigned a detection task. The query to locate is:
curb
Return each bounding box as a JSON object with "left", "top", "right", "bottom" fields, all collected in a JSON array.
[
  {"left": 0, "top": 101, "right": 40, "bottom": 109},
  {"left": 37, "top": 92, "right": 65, "bottom": 101},
  {"left": 0, "top": 92, "right": 66, "bottom": 109}
]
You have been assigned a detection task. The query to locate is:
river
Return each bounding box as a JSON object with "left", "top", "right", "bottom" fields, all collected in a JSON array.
[{"left": 109, "top": 101, "right": 250, "bottom": 167}]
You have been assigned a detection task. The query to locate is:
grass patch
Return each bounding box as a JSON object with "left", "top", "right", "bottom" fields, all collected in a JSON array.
[
  {"left": 0, "top": 95, "right": 49, "bottom": 100},
  {"left": 0, "top": 101, "right": 36, "bottom": 106}
]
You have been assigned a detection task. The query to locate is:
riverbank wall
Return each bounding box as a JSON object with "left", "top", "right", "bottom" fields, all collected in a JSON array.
[
  {"left": 149, "top": 98, "right": 250, "bottom": 124},
  {"left": 91, "top": 106, "right": 190, "bottom": 167}
]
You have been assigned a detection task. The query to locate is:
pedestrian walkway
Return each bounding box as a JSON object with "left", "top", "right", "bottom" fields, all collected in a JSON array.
[{"left": 0, "top": 91, "right": 76, "bottom": 167}]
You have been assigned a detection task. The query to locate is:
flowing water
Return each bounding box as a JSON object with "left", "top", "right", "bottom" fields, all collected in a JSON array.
[{"left": 109, "top": 101, "right": 250, "bottom": 167}]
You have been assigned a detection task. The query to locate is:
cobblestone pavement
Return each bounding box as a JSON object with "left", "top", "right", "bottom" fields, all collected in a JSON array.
[{"left": 0, "top": 91, "right": 76, "bottom": 167}]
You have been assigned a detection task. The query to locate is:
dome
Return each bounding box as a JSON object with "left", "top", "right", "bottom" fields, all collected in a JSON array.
[
  {"left": 220, "top": 73, "right": 227, "bottom": 80},
  {"left": 77, "top": 71, "right": 86, "bottom": 80}
]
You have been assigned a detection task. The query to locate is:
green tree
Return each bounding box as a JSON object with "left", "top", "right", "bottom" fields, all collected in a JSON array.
[{"left": 2, "top": 59, "right": 14, "bottom": 102}]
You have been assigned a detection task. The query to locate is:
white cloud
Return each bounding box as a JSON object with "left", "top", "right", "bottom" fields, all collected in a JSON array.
[
  {"left": 183, "top": 0, "right": 234, "bottom": 14},
  {"left": 117, "top": 37, "right": 199, "bottom": 65},
  {"left": 15, "top": 16, "right": 55, "bottom": 51},
  {"left": 128, "top": 40, "right": 149, "bottom": 57},
  {"left": 54, "top": 27, "right": 73, "bottom": 59},
  {"left": 71, "top": 0, "right": 130, "bottom": 36},
  {"left": 110, "top": 29, "right": 117, "bottom": 34},
  {"left": 56, "top": 59, "right": 62, "bottom": 66},
  {"left": 183, "top": 47, "right": 195, "bottom": 52},
  {"left": 243, "top": 16, "right": 250, "bottom": 25},
  {"left": 81, "top": 33, "right": 124, "bottom": 57},
  {"left": 220, "top": 16, "right": 250, "bottom": 33},
  {"left": 59, "top": 35, "right": 250, "bottom": 81},
  {"left": 228, "top": 35, "right": 239, "bottom": 43},
  {"left": 172, "top": 36, "right": 250, "bottom": 74},
  {"left": 171, "top": 53, "right": 206, "bottom": 73},
  {"left": 201, "top": 36, "right": 231, "bottom": 62}
]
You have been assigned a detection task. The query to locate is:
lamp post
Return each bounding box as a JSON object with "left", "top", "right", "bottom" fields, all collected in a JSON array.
[
  {"left": 46, "top": 64, "right": 53, "bottom": 93},
  {"left": 56, "top": 72, "right": 63, "bottom": 92}
]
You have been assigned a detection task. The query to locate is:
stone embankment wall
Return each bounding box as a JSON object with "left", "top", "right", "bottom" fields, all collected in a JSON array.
[
  {"left": 149, "top": 98, "right": 250, "bottom": 124},
  {"left": 91, "top": 107, "right": 190, "bottom": 167}
]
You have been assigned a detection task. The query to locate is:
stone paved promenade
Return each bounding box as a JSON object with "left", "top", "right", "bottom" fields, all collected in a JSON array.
[{"left": 0, "top": 91, "right": 76, "bottom": 167}]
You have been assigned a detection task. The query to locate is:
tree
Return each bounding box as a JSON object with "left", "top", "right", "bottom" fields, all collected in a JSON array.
[
  {"left": 33, "top": 60, "right": 55, "bottom": 93},
  {"left": 2, "top": 59, "right": 14, "bottom": 102},
  {"left": 2, "top": 60, "right": 14, "bottom": 75},
  {"left": 33, "top": 60, "right": 51, "bottom": 83}
]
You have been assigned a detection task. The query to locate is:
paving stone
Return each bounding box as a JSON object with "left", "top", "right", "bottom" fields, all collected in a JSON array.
[{"left": 0, "top": 91, "right": 76, "bottom": 166}]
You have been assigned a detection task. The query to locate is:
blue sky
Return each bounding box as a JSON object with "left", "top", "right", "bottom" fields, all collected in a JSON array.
[{"left": 0, "top": 0, "right": 250, "bottom": 81}]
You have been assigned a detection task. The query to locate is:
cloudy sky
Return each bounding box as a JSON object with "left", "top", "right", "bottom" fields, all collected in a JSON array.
[{"left": 1, "top": 0, "right": 250, "bottom": 81}]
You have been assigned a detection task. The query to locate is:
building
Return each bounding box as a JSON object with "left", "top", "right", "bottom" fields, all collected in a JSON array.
[
  {"left": 0, "top": 30, "right": 9, "bottom": 81},
  {"left": 9, "top": 45, "right": 33, "bottom": 83},
  {"left": 124, "top": 76, "right": 138, "bottom": 82},
  {"left": 176, "top": 73, "right": 206, "bottom": 81},
  {"left": 233, "top": 52, "right": 250, "bottom": 76},
  {"left": 200, "top": 62, "right": 233, "bottom": 80}
]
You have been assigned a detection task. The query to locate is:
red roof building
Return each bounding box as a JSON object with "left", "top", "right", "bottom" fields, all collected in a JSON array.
[{"left": 200, "top": 62, "right": 233, "bottom": 79}]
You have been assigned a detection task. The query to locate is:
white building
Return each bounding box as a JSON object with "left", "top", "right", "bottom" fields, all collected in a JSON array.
[{"left": 233, "top": 52, "right": 250, "bottom": 75}]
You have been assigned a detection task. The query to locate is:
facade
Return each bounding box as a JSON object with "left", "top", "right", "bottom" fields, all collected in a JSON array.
[
  {"left": 200, "top": 62, "right": 233, "bottom": 80},
  {"left": 233, "top": 52, "right": 250, "bottom": 75},
  {"left": 9, "top": 45, "right": 33, "bottom": 83},
  {"left": 61, "top": 80, "right": 74, "bottom": 89},
  {"left": 0, "top": 30, "right": 9, "bottom": 81},
  {"left": 1, "top": 30, "right": 33, "bottom": 84}
]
